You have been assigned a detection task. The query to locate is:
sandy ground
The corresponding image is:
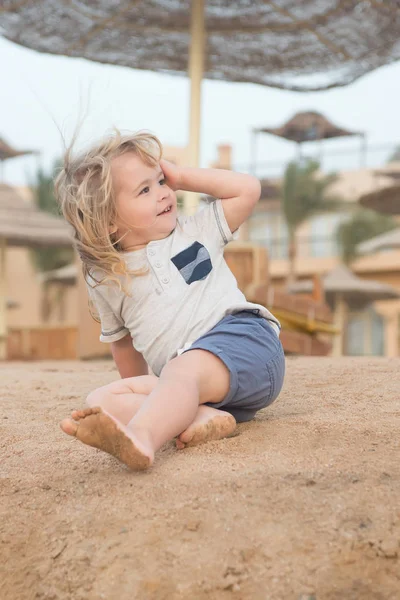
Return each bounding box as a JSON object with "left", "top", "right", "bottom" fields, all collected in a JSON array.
[{"left": 1, "top": 357, "right": 399, "bottom": 600}]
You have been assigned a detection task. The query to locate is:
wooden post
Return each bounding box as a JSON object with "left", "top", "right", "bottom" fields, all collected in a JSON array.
[
  {"left": 0, "top": 238, "right": 7, "bottom": 360},
  {"left": 184, "top": 0, "right": 205, "bottom": 215},
  {"left": 332, "top": 293, "right": 346, "bottom": 357}
]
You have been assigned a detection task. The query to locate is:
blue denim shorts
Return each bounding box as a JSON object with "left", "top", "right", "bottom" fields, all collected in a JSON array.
[{"left": 183, "top": 311, "right": 285, "bottom": 422}]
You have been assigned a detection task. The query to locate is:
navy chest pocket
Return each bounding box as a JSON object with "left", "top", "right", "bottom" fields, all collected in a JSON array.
[{"left": 171, "top": 241, "right": 212, "bottom": 285}]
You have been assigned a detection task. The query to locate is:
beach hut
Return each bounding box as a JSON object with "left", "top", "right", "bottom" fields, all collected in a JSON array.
[
  {"left": 289, "top": 265, "right": 400, "bottom": 356},
  {"left": 0, "top": 183, "right": 72, "bottom": 359}
]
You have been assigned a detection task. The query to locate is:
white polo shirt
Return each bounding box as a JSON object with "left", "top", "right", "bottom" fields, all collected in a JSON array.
[{"left": 87, "top": 200, "right": 280, "bottom": 376}]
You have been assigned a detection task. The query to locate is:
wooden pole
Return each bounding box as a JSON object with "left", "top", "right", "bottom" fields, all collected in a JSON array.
[
  {"left": 332, "top": 292, "right": 346, "bottom": 357},
  {"left": 0, "top": 238, "right": 7, "bottom": 360},
  {"left": 184, "top": 0, "right": 205, "bottom": 215},
  {"left": 251, "top": 130, "right": 258, "bottom": 176}
]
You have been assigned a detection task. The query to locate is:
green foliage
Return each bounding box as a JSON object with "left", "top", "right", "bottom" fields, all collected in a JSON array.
[
  {"left": 30, "top": 160, "right": 74, "bottom": 272},
  {"left": 336, "top": 209, "right": 397, "bottom": 264},
  {"left": 280, "top": 159, "right": 344, "bottom": 283},
  {"left": 281, "top": 159, "right": 341, "bottom": 236},
  {"left": 387, "top": 145, "right": 400, "bottom": 163}
]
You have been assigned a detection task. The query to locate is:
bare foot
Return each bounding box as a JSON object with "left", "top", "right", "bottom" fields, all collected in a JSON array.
[
  {"left": 60, "top": 407, "right": 153, "bottom": 471},
  {"left": 176, "top": 405, "right": 236, "bottom": 449}
]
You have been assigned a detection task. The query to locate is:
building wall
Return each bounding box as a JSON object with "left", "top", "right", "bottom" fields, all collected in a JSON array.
[
  {"left": 246, "top": 164, "right": 400, "bottom": 358},
  {"left": 7, "top": 246, "right": 42, "bottom": 328}
]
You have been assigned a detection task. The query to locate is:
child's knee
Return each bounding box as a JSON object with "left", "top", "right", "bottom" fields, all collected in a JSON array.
[{"left": 86, "top": 386, "right": 110, "bottom": 407}]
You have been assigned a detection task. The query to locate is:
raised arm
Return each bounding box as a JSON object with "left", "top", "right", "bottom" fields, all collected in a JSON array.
[
  {"left": 111, "top": 334, "right": 148, "bottom": 379},
  {"left": 161, "top": 159, "right": 261, "bottom": 232}
]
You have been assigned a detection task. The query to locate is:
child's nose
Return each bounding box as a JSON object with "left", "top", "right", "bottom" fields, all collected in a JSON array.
[{"left": 159, "top": 187, "right": 169, "bottom": 201}]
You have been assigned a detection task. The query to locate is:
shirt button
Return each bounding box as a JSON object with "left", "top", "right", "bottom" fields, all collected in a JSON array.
[
  {"left": 148, "top": 249, "right": 155, "bottom": 256},
  {"left": 155, "top": 261, "right": 162, "bottom": 268},
  {"left": 162, "top": 277, "right": 169, "bottom": 284}
]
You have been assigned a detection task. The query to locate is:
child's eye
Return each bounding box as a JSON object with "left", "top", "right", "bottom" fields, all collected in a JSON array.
[
  {"left": 139, "top": 186, "right": 150, "bottom": 195},
  {"left": 159, "top": 178, "right": 166, "bottom": 185}
]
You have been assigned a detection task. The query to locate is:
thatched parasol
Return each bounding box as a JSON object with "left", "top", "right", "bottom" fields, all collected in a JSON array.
[
  {"left": 373, "top": 162, "right": 400, "bottom": 180},
  {"left": 0, "top": 183, "right": 73, "bottom": 359},
  {"left": 357, "top": 227, "right": 400, "bottom": 255},
  {"left": 255, "top": 111, "right": 360, "bottom": 144},
  {"left": 41, "top": 263, "right": 77, "bottom": 285},
  {"left": 1, "top": 1, "right": 400, "bottom": 208},
  {"left": 359, "top": 184, "right": 400, "bottom": 215},
  {"left": 0, "top": 137, "right": 36, "bottom": 162},
  {"left": 7, "top": 298, "right": 19, "bottom": 310},
  {"left": 0, "top": 137, "right": 38, "bottom": 180},
  {"left": 0, "top": 183, "right": 73, "bottom": 247},
  {"left": 289, "top": 265, "right": 400, "bottom": 356},
  {"left": 252, "top": 110, "right": 365, "bottom": 167}
]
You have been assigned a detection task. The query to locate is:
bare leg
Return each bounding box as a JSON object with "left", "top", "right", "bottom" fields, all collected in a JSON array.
[
  {"left": 60, "top": 350, "right": 231, "bottom": 470},
  {"left": 85, "top": 375, "right": 158, "bottom": 424},
  {"left": 176, "top": 405, "right": 236, "bottom": 449},
  {"left": 62, "top": 373, "right": 236, "bottom": 451}
]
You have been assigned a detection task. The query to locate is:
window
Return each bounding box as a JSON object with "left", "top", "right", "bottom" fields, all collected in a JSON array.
[
  {"left": 309, "top": 213, "right": 347, "bottom": 258},
  {"left": 248, "top": 211, "right": 288, "bottom": 259},
  {"left": 346, "top": 307, "right": 384, "bottom": 356}
]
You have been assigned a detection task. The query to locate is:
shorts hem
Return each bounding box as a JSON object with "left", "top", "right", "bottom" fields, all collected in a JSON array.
[{"left": 181, "top": 343, "right": 239, "bottom": 408}]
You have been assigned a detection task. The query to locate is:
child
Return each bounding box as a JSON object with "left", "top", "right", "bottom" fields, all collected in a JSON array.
[{"left": 56, "top": 131, "right": 285, "bottom": 471}]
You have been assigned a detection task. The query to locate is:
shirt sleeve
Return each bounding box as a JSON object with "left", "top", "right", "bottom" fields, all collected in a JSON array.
[
  {"left": 183, "top": 199, "right": 237, "bottom": 247},
  {"left": 86, "top": 282, "right": 130, "bottom": 344}
]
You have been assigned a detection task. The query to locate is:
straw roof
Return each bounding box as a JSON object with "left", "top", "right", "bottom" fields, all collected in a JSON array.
[
  {"left": 260, "top": 179, "right": 280, "bottom": 200},
  {"left": 289, "top": 265, "right": 400, "bottom": 304},
  {"left": 41, "top": 263, "right": 77, "bottom": 284},
  {"left": 373, "top": 162, "right": 400, "bottom": 180},
  {"left": 357, "top": 227, "right": 400, "bottom": 254},
  {"left": 0, "top": 184, "right": 73, "bottom": 247},
  {"left": 359, "top": 184, "right": 400, "bottom": 215},
  {"left": 7, "top": 298, "right": 19, "bottom": 309},
  {"left": 1, "top": 2, "right": 400, "bottom": 92},
  {"left": 255, "top": 111, "right": 360, "bottom": 143},
  {"left": 0, "top": 137, "right": 36, "bottom": 161}
]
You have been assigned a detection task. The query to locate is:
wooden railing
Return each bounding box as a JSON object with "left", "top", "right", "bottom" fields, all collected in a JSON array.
[
  {"left": 7, "top": 326, "right": 78, "bottom": 360},
  {"left": 224, "top": 242, "right": 335, "bottom": 355}
]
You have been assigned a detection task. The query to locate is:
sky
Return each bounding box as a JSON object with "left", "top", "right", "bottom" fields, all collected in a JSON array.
[{"left": 1, "top": 35, "right": 400, "bottom": 186}]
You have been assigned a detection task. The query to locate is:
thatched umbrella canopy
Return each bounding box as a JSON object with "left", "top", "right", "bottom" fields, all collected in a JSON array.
[
  {"left": 373, "top": 162, "right": 400, "bottom": 180},
  {"left": 41, "top": 263, "right": 77, "bottom": 285},
  {"left": 1, "top": 1, "right": 400, "bottom": 205},
  {"left": 359, "top": 184, "right": 400, "bottom": 215},
  {"left": 255, "top": 111, "right": 360, "bottom": 145},
  {"left": 290, "top": 265, "right": 399, "bottom": 305},
  {"left": 252, "top": 110, "right": 364, "bottom": 167},
  {"left": 0, "top": 183, "right": 73, "bottom": 359},
  {"left": 0, "top": 184, "right": 73, "bottom": 247},
  {"left": 289, "top": 265, "right": 400, "bottom": 356},
  {"left": 357, "top": 227, "right": 400, "bottom": 255},
  {"left": 7, "top": 298, "right": 19, "bottom": 310},
  {"left": 2, "top": 2, "right": 400, "bottom": 91},
  {"left": 0, "top": 137, "right": 38, "bottom": 181},
  {"left": 0, "top": 137, "right": 36, "bottom": 162}
]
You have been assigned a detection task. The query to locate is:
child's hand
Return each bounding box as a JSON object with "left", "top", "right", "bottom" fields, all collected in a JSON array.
[{"left": 160, "top": 159, "right": 182, "bottom": 191}]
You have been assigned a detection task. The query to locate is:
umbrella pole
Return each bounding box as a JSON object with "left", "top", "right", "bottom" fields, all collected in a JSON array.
[
  {"left": 0, "top": 238, "right": 7, "bottom": 360},
  {"left": 184, "top": 0, "right": 205, "bottom": 215},
  {"left": 250, "top": 130, "right": 258, "bottom": 176},
  {"left": 332, "top": 293, "right": 346, "bottom": 357}
]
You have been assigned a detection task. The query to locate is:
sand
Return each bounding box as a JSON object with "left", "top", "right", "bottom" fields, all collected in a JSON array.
[{"left": 1, "top": 357, "right": 399, "bottom": 600}]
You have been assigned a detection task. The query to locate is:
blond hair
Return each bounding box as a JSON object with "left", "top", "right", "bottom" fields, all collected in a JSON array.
[{"left": 55, "top": 130, "right": 162, "bottom": 290}]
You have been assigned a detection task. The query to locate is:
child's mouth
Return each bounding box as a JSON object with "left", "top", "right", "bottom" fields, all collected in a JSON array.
[{"left": 158, "top": 206, "right": 172, "bottom": 216}]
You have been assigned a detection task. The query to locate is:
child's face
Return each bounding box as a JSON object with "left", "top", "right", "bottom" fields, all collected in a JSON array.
[{"left": 111, "top": 152, "right": 177, "bottom": 249}]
